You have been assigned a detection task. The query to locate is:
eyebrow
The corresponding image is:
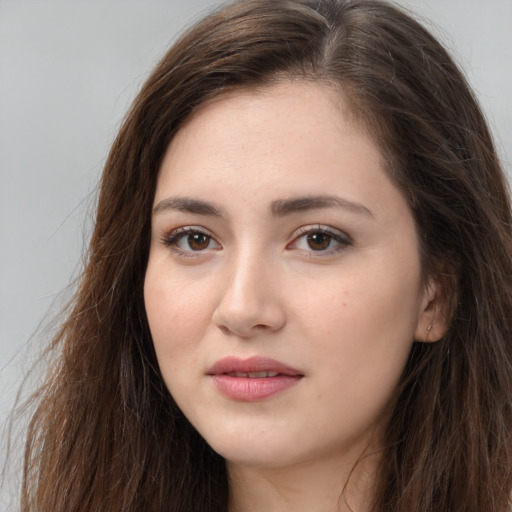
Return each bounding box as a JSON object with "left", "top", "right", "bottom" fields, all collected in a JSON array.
[
  {"left": 153, "top": 197, "right": 225, "bottom": 217},
  {"left": 270, "top": 195, "right": 374, "bottom": 218},
  {"left": 153, "top": 194, "right": 374, "bottom": 218}
]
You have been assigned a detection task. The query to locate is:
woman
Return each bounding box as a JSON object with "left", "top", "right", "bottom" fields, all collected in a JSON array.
[{"left": 21, "top": 0, "right": 512, "bottom": 511}]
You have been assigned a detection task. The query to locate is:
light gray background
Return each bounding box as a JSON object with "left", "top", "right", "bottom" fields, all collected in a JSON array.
[{"left": 1, "top": 0, "right": 511, "bottom": 505}]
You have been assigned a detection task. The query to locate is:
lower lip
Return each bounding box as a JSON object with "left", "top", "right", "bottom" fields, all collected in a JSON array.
[{"left": 211, "top": 375, "right": 302, "bottom": 401}]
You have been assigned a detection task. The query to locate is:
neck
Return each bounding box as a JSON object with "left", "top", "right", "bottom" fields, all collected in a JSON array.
[{"left": 227, "top": 448, "right": 381, "bottom": 512}]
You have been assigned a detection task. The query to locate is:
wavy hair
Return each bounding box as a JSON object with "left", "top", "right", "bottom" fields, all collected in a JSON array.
[{"left": 21, "top": 1, "right": 512, "bottom": 511}]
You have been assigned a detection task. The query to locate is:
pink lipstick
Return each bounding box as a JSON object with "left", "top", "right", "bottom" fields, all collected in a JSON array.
[{"left": 207, "top": 356, "right": 303, "bottom": 401}]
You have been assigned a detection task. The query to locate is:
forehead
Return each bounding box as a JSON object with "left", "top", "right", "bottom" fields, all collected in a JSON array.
[
  {"left": 158, "top": 82, "right": 381, "bottom": 190},
  {"left": 153, "top": 80, "right": 412, "bottom": 231}
]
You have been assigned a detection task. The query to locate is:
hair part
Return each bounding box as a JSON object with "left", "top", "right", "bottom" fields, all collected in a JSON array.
[{"left": 20, "top": 1, "right": 512, "bottom": 511}]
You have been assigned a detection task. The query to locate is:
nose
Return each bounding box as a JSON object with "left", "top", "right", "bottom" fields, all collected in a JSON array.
[{"left": 212, "top": 252, "right": 286, "bottom": 338}]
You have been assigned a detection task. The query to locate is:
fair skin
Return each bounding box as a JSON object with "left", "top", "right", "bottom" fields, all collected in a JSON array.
[{"left": 144, "top": 81, "right": 443, "bottom": 512}]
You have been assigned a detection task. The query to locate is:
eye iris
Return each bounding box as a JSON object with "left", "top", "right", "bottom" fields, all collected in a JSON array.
[
  {"left": 307, "top": 232, "right": 331, "bottom": 250},
  {"left": 188, "top": 233, "right": 210, "bottom": 250}
]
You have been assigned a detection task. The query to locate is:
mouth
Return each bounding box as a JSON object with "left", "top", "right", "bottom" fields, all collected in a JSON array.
[
  {"left": 224, "top": 371, "right": 281, "bottom": 378},
  {"left": 207, "top": 356, "right": 304, "bottom": 401},
  {"left": 207, "top": 355, "right": 303, "bottom": 377}
]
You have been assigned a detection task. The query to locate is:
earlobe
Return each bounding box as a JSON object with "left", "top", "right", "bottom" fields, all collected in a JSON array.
[{"left": 415, "top": 310, "right": 446, "bottom": 342}]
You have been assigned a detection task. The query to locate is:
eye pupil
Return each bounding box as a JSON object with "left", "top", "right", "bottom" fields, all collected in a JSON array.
[
  {"left": 188, "top": 233, "right": 210, "bottom": 250},
  {"left": 307, "top": 232, "right": 331, "bottom": 251}
]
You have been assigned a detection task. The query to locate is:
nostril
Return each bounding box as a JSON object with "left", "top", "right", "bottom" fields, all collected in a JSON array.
[
  {"left": 216, "top": 322, "right": 278, "bottom": 338},
  {"left": 218, "top": 325, "right": 232, "bottom": 336}
]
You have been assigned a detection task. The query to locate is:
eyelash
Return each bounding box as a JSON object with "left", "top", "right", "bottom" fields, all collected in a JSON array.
[
  {"left": 287, "top": 225, "right": 352, "bottom": 256},
  {"left": 161, "top": 225, "right": 352, "bottom": 257},
  {"left": 161, "top": 226, "right": 219, "bottom": 258}
]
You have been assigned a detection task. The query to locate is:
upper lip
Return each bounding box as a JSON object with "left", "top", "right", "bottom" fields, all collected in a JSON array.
[{"left": 207, "top": 356, "right": 303, "bottom": 376}]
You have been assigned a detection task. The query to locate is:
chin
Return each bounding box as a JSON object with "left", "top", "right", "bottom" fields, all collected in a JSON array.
[
  {"left": 199, "top": 426, "right": 291, "bottom": 467},
  {"left": 200, "top": 426, "right": 330, "bottom": 470}
]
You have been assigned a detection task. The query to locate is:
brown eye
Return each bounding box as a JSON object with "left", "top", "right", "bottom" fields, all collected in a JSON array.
[
  {"left": 306, "top": 232, "right": 332, "bottom": 251},
  {"left": 163, "top": 227, "right": 221, "bottom": 255},
  {"left": 289, "top": 226, "right": 350, "bottom": 255},
  {"left": 187, "top": 233, "right": 211, "bottom": 250}
]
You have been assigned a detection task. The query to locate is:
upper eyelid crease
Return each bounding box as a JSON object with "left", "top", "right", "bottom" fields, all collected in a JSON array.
[
  {"left": 163, "top": 226, "right": 215, "bottom": 242},
  {"left": 291, "top": 226, "right": 352, "bottom": 245},
  {"left": 162, "top": 227, "right": 220, "bottom": 253}
]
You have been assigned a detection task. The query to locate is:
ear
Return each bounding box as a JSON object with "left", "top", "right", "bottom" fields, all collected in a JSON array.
[{"left": 414, "top": 277, "right": 451, "bottom": 343}]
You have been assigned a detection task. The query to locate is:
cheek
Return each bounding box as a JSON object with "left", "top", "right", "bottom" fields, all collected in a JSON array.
[
  {"left": 144, "top": 265, "right": 212, "bottom": 370},
  {"left": 292, "top": 262, "right": 421, "bottom": 371},
  {"left": 295, "top": 273, "right": 418, "bottom": 429}
]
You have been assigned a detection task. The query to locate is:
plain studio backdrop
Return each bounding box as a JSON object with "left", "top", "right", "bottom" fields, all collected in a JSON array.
[{"left": 1, "top": 0, "right": 511, "bottom": 507}]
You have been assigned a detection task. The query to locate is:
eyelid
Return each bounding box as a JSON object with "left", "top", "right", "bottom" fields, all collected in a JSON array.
[
  {"left": 287, "top": 224, "right": 352, "bottom": 254},
  {"left": 161, "top": 225, "right": 221, "bottom": 256},
  {"left": 159, "top": 224, "right": 351, "bottom": 258}
]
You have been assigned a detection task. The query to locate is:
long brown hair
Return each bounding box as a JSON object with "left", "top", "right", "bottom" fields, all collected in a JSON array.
[{"left": 20, "top": 1, "right": 512, "bottom": 510}]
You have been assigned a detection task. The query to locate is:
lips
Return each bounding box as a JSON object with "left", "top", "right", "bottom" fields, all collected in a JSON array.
[
  {"left": 225, "top": 371, "right": 280, "bottom": 378},
  {"left": 207, "top": 356, "right": 303, "bottom": 401}
]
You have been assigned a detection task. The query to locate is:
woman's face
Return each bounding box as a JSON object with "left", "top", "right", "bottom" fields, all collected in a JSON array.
[{"left": 144, "top": 81, "right": 436, "bottom": 469}]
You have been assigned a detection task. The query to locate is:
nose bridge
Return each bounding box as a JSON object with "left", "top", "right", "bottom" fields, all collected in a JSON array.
[{"left": 213, "top": 243, "right": 285, "bottom": 337}]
